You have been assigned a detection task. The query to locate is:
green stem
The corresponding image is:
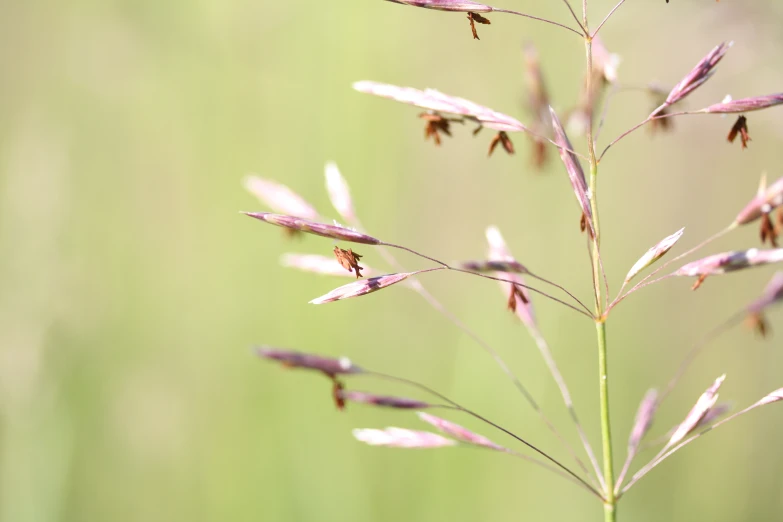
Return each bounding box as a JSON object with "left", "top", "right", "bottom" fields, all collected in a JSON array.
[
  {"left": 584, "top": 26, "right": 617, "bottom": 520},
  {"left": 596, "top": 318, "right": 615, "bottom": 519}
]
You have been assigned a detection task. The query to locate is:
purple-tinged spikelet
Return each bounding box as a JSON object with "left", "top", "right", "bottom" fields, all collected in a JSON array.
[
  {"left": 755, "top": 388, "right": 783, "bottom": 407},
  {"left": 674, "top": 249, "right": 783, "bottom": 277},
  {"left": 256, "top": 346, "right": 362, "bottom": 376},
  {"left": 591, "top": 35, "right": 620, "bottom": 85},
  {"left": 702, "top": 93, "right": 783, "bottom": 114},
  {"left": 549, "top": 107, "right": 593, "bottom": 233},
  {"left": 385, "top": 0, "right": 494, "bottom": 12},
  {"left": 309, "top": 272, "right": 418, "bottom": 304},
  {"left": 486, "top": 226, "right": 536, "bottom": 329},
  {"left": 460, "top": 259, "right": 528, "bottom": 274},
  {"left": 627, "top": 389, "right": 658, "bottom": 453},
  {"left": 694, "top": 402, "right": 731, "bottom": 430},
  {"left": 243, "top": 212, "right": 381, "bottom": 245},
  {"left": 353, "top": 81, "right": 528, "bottom": 133},
  {"left": 668, "top": 375, "right": 725, "bottom": 447},
  {"left": 624, "top": 228, "right": 684, "bottom": 283},
  {"left": 243, "top": 176, "right": 319, "bottom": 220},
  {"left": 656, "top": 42, "right": 732, "bottom": 112},
  {"left": 747, "top": 272, "right": 783, "bottom": 315},
  {"left": 418, "top": 412, "right": 504, "bottom": 451},
  {"left": 339, "top": 391, "right": 432, "bottom": 410},
  {"left": 324, "top": 162, "right": 356, "bottom": 223},
  {"left": 353, "top": 427, "right": 457, "bottom": 448},
  {"left": 735, "top": 176, "right": 783, "bottom": 225}
]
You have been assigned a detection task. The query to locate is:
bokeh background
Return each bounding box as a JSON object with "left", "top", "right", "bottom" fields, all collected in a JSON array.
[{"left": 1, "top": 1, "right": 782, "bottom": 521}]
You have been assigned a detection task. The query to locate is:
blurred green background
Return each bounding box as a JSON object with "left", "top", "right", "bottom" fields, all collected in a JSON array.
[{"left": 1, "top": 1, "right": 782, "bottom": 521}]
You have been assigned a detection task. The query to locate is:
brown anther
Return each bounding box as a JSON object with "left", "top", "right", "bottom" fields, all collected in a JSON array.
[
  {"left": 488, "top": 131, "right": 514, "bottom": 157},
  {"left": 467, "top": 12, "right": 490, "bottom": 40},
  {"left": 650, "top": 106, "right": 673, "bottom": 133},
  {"left": 760, "top": 213, "right": 778, "bottom": 247},
  {"left": 580, "top": 212, "right": 588, "bottom": 233},
  {"left": 331, "top": 378, "right": 346, "bottom": 411},
  {"left": 283, "top": 228, "right": 303, "bottom": 239},
  {"left": 727, "top": 115, "right": 750, "bottom": 149},
  {"left": 691, "top": 274, "right": 708, "bottom": 290},
  {"left": 333, "top": 246, "right": 364, "bottom": 278},
  {"left": 420, "top": 112, "right": 453, "bottom": 146},
  {"left": 506, "top": 285, "right": 517, "bottom": 312},
  {"left": 746, "top": 312, "right": 769, "bottom": 338},
  {"left": 506, "top": 285, "right": 529, "bottom": 312},
  {"left": 531, "top": 138, "right": 547, "bottom": 169}
]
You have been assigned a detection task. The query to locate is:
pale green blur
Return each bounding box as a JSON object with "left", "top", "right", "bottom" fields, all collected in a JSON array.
[{"left": 1, "top": 1, "right": 782, "bottom": 521}]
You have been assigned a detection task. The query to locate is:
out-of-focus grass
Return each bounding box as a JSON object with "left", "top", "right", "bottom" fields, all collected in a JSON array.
[{"left": 0, "top": 1, "right": 782, "bottom": 521}]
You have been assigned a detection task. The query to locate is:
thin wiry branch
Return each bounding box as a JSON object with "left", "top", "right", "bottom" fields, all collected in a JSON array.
[
  {"left": 381, "top": 242, "right": 595, "bottom": 318},
  {"left": 558, "top": 0, "right": 587, "bottom": 34},
  {"left": 494, "top": 9, "right": 584, "bottom": 36},
  {"left": 365, "top": 371, "right": 605, "bottom": 499},
  {"left": 356, "top": 224, "right": 600, "bottom": 485},
  {"left": 591, "top": 0, "right": 627, "bottom": 38}
]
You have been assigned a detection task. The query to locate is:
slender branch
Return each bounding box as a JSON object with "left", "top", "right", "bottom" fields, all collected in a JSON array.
[
  {"left": 413, "top": 282, "right": 600, "bottom": 488},
  {"left": 598, "top": 109, "right": 714, "bottom": 162},
  {"left": 558, "top": 0, "right": 588, "bottom": 34},
  {"left": 658, "top": 308, "right": 746, "bottom": 404},
  {"left": 528, "top": 271, "right": 594, "bottom": 316},
  {"left": 380, "top": 242, "right": 450, "bottom": 268},
  {"left": 367, "top": 371, "right": 604, "bottom": 499},
  {"left": 358, "top": 224, "right": 599, "bottom": 482},
  {"left": 614, "top": 447, "right": 636, "bottom": 496},
  {"left": 494, "top": 9, "right": 584, "bottom": 37},
  {"left": 530, "top": 329, "right": 607, "bottom": 490},
  {"left": 591, "top": 0, "right": 627, "bottom": 38},
  {"left": 381, "top": 242, "right": 596, "bottom": 318},
  {"left": 449, "top": 267, "right": 595, "bottom": 318}
]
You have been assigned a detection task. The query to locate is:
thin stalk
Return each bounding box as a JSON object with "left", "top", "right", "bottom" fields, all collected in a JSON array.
[
  {"left": 658, "top": 308, "right": 746, "bottom": 404},
  {"left": 585, "top": 22, "right": 618, "bottom": 520},
  {"left": 528, "top": 271, "right": 594, "bottom": 316},
  {"left": 381, "top": 242, "right": 595, "bottom": 318},
  {"left": 367, "top": 371, "right": 604, "bottom": 499},
  {"left": 494, "top": 9, "right": 584, "bottom": 37},
  {"left": 558, "top": 0, "right": 588, "bottom": 34},
  {"left": 532, "top": 330, "right": 607, "bottom": 491},
  {"left": 591, "top": 0, "right": 627, "bottom": 38},
  {"left": 355, "top": 221, "right": 599, "bottom": 482},
  {"left": 598, "top": 108, "right": 721, "bottom": 162},
  {"left": 365, "top": 232, "right": 600, "bottom": 484}
]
